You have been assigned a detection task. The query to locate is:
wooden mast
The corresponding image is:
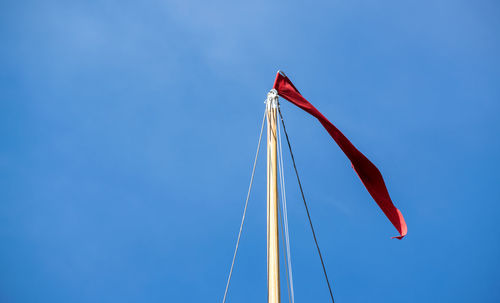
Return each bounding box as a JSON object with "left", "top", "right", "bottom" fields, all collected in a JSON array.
[{"left": 266, "top": 89, "right": 280, "bottom": 303}]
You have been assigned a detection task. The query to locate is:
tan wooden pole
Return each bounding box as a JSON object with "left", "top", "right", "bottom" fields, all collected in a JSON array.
[{"left": 266, "top": 89, "right": 280, "bottom": 303}]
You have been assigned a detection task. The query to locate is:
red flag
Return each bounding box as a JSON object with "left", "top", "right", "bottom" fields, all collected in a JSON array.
[{"left": 273, "top": 71, "right": 407, "bottom": 239}]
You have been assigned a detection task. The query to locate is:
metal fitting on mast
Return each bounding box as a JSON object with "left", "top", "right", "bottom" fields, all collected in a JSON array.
[{"left": 266, "top": 89, "right": 279, "bottom": 111}]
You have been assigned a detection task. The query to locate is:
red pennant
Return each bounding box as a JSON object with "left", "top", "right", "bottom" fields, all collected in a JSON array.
[{"left": 273, "top": 71, "right": 407, "bottom": 239}]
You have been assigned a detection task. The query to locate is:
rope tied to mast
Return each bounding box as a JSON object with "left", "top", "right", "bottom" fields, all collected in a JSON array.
[
  {"left": 221, "top": 109, "right": 266, "bottom": 303},
  {"left": 279, "top": 108, "right": 336, "bottom": 303},
  {"left": 277, "top": 105, "right": 295, "bottom": 303}
]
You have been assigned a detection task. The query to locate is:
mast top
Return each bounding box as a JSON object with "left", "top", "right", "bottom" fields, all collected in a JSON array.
[{"left": 266, "top": 89, "right": 279, "bottom": 110}]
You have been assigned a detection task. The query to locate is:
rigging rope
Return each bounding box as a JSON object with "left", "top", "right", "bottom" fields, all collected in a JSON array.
[
  {"left": 222, "top": 109, "right": 266, "bottom": 303},
  {"left": 277, "top": 108, "right": 295, "bottom": 303},
  {"left": 278, "top": 202, "right": 291, "bottom": 302},
  {"left": 278, "top": 108, "right": 336, "bottom": 303}
]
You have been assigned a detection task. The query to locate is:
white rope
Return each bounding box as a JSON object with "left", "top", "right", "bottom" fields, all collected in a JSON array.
[
  {"left": 222, "top": 109, "right": 266, "bottom": 303},
  {"left": 277, "top": 108, "right": 295, "bottom": 303},
  {"left": 279, "top": 196, "right": 292, "bottom": 303},
  {"left": 278, "top": 109, "right": 335, "bottom": 303}
]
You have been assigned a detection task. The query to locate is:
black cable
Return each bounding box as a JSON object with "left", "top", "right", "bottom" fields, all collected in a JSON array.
[{"left": 278, "top": 108, "right": 335, "bottom": 303}]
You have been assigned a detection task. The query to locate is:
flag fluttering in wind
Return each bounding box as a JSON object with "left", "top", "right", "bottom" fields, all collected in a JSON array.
[{"left": 273, "top": 71, "right": 407, "bottom": 239}]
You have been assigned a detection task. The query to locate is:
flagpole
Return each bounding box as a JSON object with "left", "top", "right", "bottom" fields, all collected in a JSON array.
[{"left": 266, "top": 89, "right": 280, "bottom": 303}]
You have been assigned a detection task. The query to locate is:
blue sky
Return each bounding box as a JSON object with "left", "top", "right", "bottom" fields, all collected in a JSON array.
[{"left": 1, "top": 0, "right": 499, "bottom": 302}]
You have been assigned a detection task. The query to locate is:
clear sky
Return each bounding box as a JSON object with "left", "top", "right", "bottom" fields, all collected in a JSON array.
[{"left": 1, "top": 1, "right": 499, "bottom": 302}]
